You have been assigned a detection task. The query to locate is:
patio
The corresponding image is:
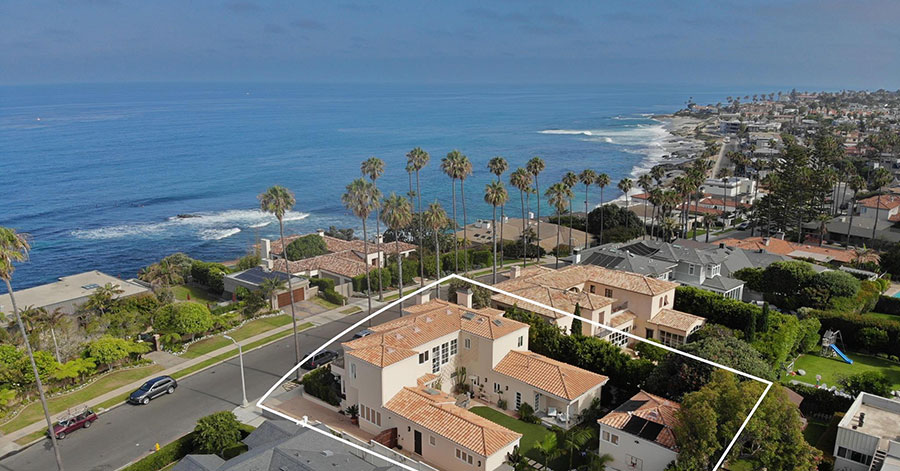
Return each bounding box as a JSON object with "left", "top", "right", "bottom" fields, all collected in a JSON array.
[{"left": 267, "top": 390, "right": 375, "bottom": 443}]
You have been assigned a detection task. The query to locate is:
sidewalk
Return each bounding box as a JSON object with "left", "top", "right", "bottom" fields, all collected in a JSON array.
[{"left": 0, "top": 294, "right": 381, "bottom": 456}]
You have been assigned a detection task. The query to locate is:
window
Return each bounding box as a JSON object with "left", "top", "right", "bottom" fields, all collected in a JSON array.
[
  {"left": 429, "top": 435, "right": 436, "bottom": 446},
  {"left": 533, "top": 392, "right": 540, "bottom": 410},
  {"left": 608, "top": 326, "right": 630, "bottom": 347},
  {"left": 658, "top": 297, "right": 663, "bottom": 308},
  {"left": 659, "top": 330, "right": 685, "bottom": 347},
  {"left": 441, "top": 342, "right": 449, "bottom": 365},
  {"left": 515, "top": 392, "right": 522, "bottom": 408},
  {"left": 418, "top": 351, "right": 429, "bottom": 364},
  {"left": 359, "top": 404, "right": 381, "bottom": 426},
  {"left": 589, "top": 285, "right": 596, "bottom": 294},
  {"left": 464, "top": 338, "right": 471, "bottom": 349},
  {"left": 450, "top": 339, "right": 457, "bottom": 356},
  {"left": 517, "top": 336, "right": 523, "bottom": 347},
  {"left": 350, "top": 363, "right": 356, "bottom": 379},
  {"left": 604, "top": 288, "right": 613, "bottom": 297},
  {"left": 664, "top": 295, "right": 669, "bottom": 305},
  {"left": 602, "top": 430, "right": 619, "bottom": 445},
  {"left": 432, "top": 346, "right": 440, "bottom": 373},
  {"left": 688, "top": 264, "right": 695, "bottom": 275},
  {"left": 494, "top": 382, "right": 501, "bottom": 393},
  {"left": 456, "top": 448, "right": 474, "bottom": 465}
]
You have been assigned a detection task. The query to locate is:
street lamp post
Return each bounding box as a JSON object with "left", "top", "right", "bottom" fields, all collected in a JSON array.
[{"left": 223, "top": 335, "right": 248, "bottom": 407}]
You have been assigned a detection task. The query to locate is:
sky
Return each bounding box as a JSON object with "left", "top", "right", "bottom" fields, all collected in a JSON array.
[{"left": 1, "top": 0, "right": 899, "bottom": 88}]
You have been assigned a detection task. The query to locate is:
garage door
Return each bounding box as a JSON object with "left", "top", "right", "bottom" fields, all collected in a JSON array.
[{"left": 276, "top": 287, "right": 305, "bottom": 307}]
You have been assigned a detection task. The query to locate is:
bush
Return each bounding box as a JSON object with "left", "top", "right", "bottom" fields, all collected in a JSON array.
[
  {"left": 808, "top": 309, "right": 900, "bottom": 357},
  {"left": 190, "top": 261, "right": 228, "bottom": 294},
  {"left": 517, "top": 402, "right": 539, "bottom": 423},
  {"left": 447, "top": 279, "right": 492, "bottom": 309},
  {"left": 308, "top": 277, "right": 335, "bottom": 292},
  {"left": 586, "top": 205, "right": 643, "bottom": 242},
  {"left": 193, "top": 411, "right": 243, "bottom": 456},
  {"left": 83, "top": 336, "right": 149, "bottom": 371},
  {"left": 285, "top": 234, "right": 329, "bottom": 261},
  {"left": 301, "top": 365, "right": 341, "bottom": 406},
  {"left": 856, "top": 327, "right": 889, "bottom": 352},
  {"left": 734, "top": 267, "right": 764, "bottom": 292},
  {"left": 501, "top": 240, "right": 545, "bottom": 260},
  {"left": 674, "top": 286, "right": 760, "bottom": 332},
  {"left": 554, "top": 244, "right": 571, "bottom": 258},
  {"left": 874, "top": 295, "right": 900, "bottom": 316},
  {"left": 351, "top": 267, "right": 393, "bottom": 293},
  {"left": 498, "top": 398, "right": 508, "bottom": 410},
  {"left": 786, "top": 383, "right": 854, "bottom": 417},
  {"left": 155, "top": 302, "right": 214, "bottom": 340},
  {"left": 120, "top": 432, "right": 197, "bottom": 471},
  {"left": 319, "top": 289, "right": 345, "bottom": 306},
  {"left": 236, "top": 253, "right": 261, "bottom": 270},
  {"left": 838, "top": 371, "right": 892, "bottom": 397}
]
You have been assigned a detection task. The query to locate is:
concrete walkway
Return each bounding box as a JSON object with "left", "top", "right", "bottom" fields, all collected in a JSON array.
[{"left": 0, "top": 294, "right": 384, "bottom": 457}]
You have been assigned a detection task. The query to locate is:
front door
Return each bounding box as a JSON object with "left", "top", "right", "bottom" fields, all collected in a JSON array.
[
  {"left": 414, "top": 430, "right": 423, "bottom": 455},
  {"left": 533, "top": 392, "right": 540, "bottom": 411}
]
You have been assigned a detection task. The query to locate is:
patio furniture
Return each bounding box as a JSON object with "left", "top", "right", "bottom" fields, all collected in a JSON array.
[
  {"left": 546, "top": 407, "right": 558, "bottom": 418},
  {"left": 556, "top": 412, "right": 568, "bottom": 424}
]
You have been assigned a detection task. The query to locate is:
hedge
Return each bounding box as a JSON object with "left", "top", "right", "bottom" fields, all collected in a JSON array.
[
  {"left": 190, "top": 261, "right": 228, "bottom": 294},
  {"left": 121, "top": 431, "right": 197, "bottom": 471},
  {"left": 319, "top": 288, "right": 345, "bottom": 306},
  {"left": 301, "top": 365, "right": 341, "bottom": 406},
  {"left": 674, "top": 286, "right": 759, "bottom": 332},
  {"left": 874, "top": 295, "right": 900, "bottom": 316},
  {"left": 351, "top": 267, "right": 393, "bottom": 293},
  {"left": 785, "top": 383, "right": 854, "bottom": 417},
  {"left": 308, "top": 277, "right": 336, "bottom": 292},
  {"left": 806, "top": 309, "right": 900, "bottom": 357}
]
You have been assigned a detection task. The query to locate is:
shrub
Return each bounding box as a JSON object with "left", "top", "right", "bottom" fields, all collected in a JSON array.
[
  {"left": 470, "top": 250, "right": 492, "bottom": 268},
  {"left": 83, "top": 336, "right": 149, "bottom": 371},
  {"left": 734, "top": 267, "right": 764, "bottom": 292},
  {"left": 319, "top": 289, "right": 345, "bottom": 306},
  {"left": 812, "top": 270, "right": 860, "bottom": 300},
  {"left": 236, "top": 253, "right": 261, "bottom": 270},
  {"left": 634, "top": 339, "right": 667, "bottom": 363},
  {"left": 498, "top": 398, "right": 508, "bottom": 410},
  {"left": 190, "top": 261, "right": 228, "bottom": 294},
  {"left": 285, "top": 234, "right": 329, "bottom": 261},
  {"left": 351, "top": 267, "right": 393, "bottom": 293},
  {"left": 838, "top": 371, "right": 892, "bottom": 397},
  {"left": 674, "top": 286, "right": 760, "bottom": 332},
  {"left": 517, "top": 402, "right": 539, "bottom": 423},
  {"left": 874, "top": 295, "right": 900, "bottom": 316},
  {"left": 155, "top": 302, "right": 214, "bottom": 340},
  {"left": 194, "top": 411, "right": 242, "bottom": 456},
  {"left": 120, "top": 432, "right": 196, "bottom": 471},
  {"left": 808, "top": 309, "right": 900, "bottom": 357},
  {"left": 856, "top": 327, "right": 889, "bottom": 352},
  {"left": 447, "top": 279, "right": 492, "bottom": 309},
  {"left": 301, "top": 365, "right": 341, "bottom": 406},
  {"left": 786, "top": 383, "right": 854, "bottom": 417}
]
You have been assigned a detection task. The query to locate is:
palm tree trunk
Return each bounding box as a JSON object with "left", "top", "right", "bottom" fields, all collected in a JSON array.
[
  {"left": 362, "top": 219, "right": 372, "bottom": 320},
  {"left": 416, "top": 170, "right": 425, "bottom": 287},
  {"left": 846, "top": 199, "right": 856, "bottom": 246},
  {"left": 643, "top": 197, "right": 649, "bottom": 240},
  {"left": 568, "top": 198, "right": 574, "bottom": 250},
  {"left": 693, "top": 194, "right": 701, "bottom": 240},
  {"left": 434, "top": 232, "right": 441, "bottom": 300},
  {"left": 4, "top": 279, "right": 64, "bottom": 471},
  {"left": 279, "top": 220, "right": 302, "bottom": 382},
  {"left": 461, "top": 179, "right": 469, "bottom": 275},
  {"left": 599, "top": 187, "right": 605, "bottom": 245},
  {"left": 375, "top": 207, "right": 383, "bottom": 302},
  {"left": 556, "top": 212, "right": 561, "bottom": 269},
  {"left": 450, "top": 179, "right": 458, "bottom": 274},
  {"left": 624, "top": 194, "right": 630, "bottom": 230},
  {"left": 873, "top": 194, "right": 882, "bottom": 240},
  {"left": 396, "top": 239, "right": 404, "bottom": 311},
  {"left": 584, "top": 186, "right": 590, "bottom": 249},
  {"left": 535, "top": 177, "right": 541, "bottom": 263},
  {"left": 50, "top": 326, "right": 61, "bottom": 364},
  {"left": 520, "top": 191, "right": 527, "bottom": 267},
  {"left": 492, "top": 205, "right": 498, "bottom": 284},
  {"left": 499, "top": 204, "right": 505, "bottom": 262},
  {"left": 751, "top": 174, "right": 760, "bottom": 236}
]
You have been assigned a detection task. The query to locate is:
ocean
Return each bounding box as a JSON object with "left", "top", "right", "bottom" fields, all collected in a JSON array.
[{"left": 0, "top": 82, "right": 738, "bottom": 291}]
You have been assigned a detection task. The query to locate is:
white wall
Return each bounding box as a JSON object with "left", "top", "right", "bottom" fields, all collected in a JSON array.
[{"left": 598, "top": 423, "right": 678, "bottom": 471}]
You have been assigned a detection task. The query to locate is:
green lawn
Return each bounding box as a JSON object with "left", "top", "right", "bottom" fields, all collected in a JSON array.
[
  {"left": 311, "top": 296, "right": 341, "bottom": 310},
  {"left": 784, "top": 352, "right": 900, "bottom": 390},
  {"left": 172, "top": 285, "right": 219, "bottom": 304},
  {"left": 0, "top": 364, "right": 164, "bottom": 434},
  {"left": 803, "top": 421, "right": 828, "bottom": 451},
  {"left": 864, "top": 311, "right": 900, "bottom": 322},
  {"left": 469, "top": 406, "right": 553, "bottom": 460},
  {"left": 182, "top": 315, "right": 294, "bottom": 359}
]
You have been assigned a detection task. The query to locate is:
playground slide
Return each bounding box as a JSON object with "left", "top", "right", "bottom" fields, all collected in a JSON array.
[{"left": 831, "top": 344, "right": 854, "bottom": 364}]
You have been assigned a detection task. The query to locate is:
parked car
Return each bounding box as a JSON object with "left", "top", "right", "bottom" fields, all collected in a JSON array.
[
  {"left": 128, "top": 376, "right": 177, "bottom": 405},
  {"left": 352, "top": 329, "right": 374, "bottom": 339},
  {"left": 49, "top": 408, "right": 98, "bottom": 440},
  {"left": 301, "top": 350, "right": 338, "bottom": 370},
  {"left": 736, "top": 222, "right": 750, "bottom": 230}
]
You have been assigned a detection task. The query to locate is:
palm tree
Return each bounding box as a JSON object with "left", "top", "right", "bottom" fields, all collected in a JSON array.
[
  {"left": 505, "top": 445, "right": 527, "bottom": 471},
  {"left": 617, "top": 178, "right": 634, "bottom": 230},
  {"left": 361, "top": 157, "right": 386, "bottom": 302},
  {"left": 527, "top": 157, "right": 546, "bottom": 262},
  {"left": 259, "top": 185, "right": 303, "bottom": 379},
  {"left": 579, "top": 169, "right": 597, "bottom": 249},
  {"left": 457, "top": 154, "right": 473, "bottom": 275},
  {"left": 562, "top": 171, "right": 578, "bottom": 250},
  {"left": 440, "top": 151, "right": 462, "bottom": 274},
  {"left": 36, "top": 307, "right": 66, "bottom": 363},
  {"left": 638, "top": 174, "right": 653, "bottom": 239},
  {"left": 342, "top": 179, "right": 381, "bottom": 320},
  {"left": 259, "top": 277, "right": 287, "bottom": 310},
  {"left": 578, "top": 452, "right": 614, "bottom": 471},
  {"left": 870, "top": 168, "right": 893, "bottom": 240},
  {"left": 484, "top": 181, "right": 509, "bottom": 284},
  {"left": 510, "top": 168, "right": 533, "bottom": 267},
  {"left": 0, "top": 227, "right": 64, "bottom": 470},
  {"left": 554, "top": 425, "right": 596, "bottom": 470},
  {"left": 423, "top": 201, "right": 448, "bottom": 299},
  {"left": 595, "top": 173, "right": 610, "bottom": 245},
  {"left": 381, "top": 193, "right": 413, "bottom": 310},
  {"left": 717, "top": 168, "right": 734, "bottom": 228},
  {"left": 547, "top": 182, "right": 573, "bottom": 269},
  {"left": 406, "top": 147, "right": 430, "bottom": 287},
  {"left": 533, "top": 433, "right": 562, "bottom": 470},
  {"left": 846, "top": 175, "right": 867, "bottom": 246},
  {"left": 488, "top": 157, "right": 509, "bottom": 261}
]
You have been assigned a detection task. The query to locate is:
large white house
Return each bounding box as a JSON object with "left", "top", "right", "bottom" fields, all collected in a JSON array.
[
  {"left": 833, "top": 392, "right": 900, "bottom": 471},
  {"left": 330, "top": 294, "right": 608, "bottom": 471}
]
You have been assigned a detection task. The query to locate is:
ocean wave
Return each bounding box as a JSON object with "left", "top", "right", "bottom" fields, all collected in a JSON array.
[
  {"left": 71, "top": 209, "right": 309, "bottom": 240},
  {"left": 538, "top": 129, "right": 595, "bottom": 136}
]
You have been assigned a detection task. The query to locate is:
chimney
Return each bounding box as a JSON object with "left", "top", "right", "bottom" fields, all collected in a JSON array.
[
  {"left": 528, "top": 211, "right": 534, "bottom": 220},
  {"left": 457, "top": 288, "right": 473, "bottom": 309},
  {"left": 414, "top": 289, "right": 431, "bottom": 305},
  {"left": 261, "top": 238, "right": 272, "bottom": 259},
  {"left": 762, "top": 237, "right": 770, "bottom": 246},
  {"left": 316, "top": 229, "right": 325, "bottom": 238},
  {"left": 376, "top": 234, "right": 384, "bottom": 244},
  {"left": 719, "top": 242, "right": 725, "bottom": 249},
  {"left": 503, "top": 215, "right": 509, "bottom": 223},
  {"left": 572, "top": 248, "right": 581, "bottom": 264},
  {"left": 509, "top": 266, "right": 522, "bottom": 279}
]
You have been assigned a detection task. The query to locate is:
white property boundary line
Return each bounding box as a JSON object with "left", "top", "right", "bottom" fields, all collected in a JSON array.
[{"left": 257, "top": 273, "right": 773, "bottom": 471}]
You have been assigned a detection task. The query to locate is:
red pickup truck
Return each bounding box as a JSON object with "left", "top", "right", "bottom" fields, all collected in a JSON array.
[{"left": 50, "top": 409, "right": 98, "bottom": 439}]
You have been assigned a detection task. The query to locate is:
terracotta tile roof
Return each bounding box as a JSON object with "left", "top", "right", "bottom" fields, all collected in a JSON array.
[
  {"left": 859, "top": 194, "right": 900, "bottom": 210},
  {"left": 344, "top": 344, "right": 418, "bottom": 367},
  {"left": 270, "top": 233, "right": 416, "bottom": 255},
  {"left": 718, "top": 236, "right": 866, "bottom": 264},
  {"left": 417, "top": 373, "right": 439, "bottom": 386},
  {"left": 269, "top": 233, "right": 417, "bottom": 278},
  {"left": 649, "top": 309, "right": 705, "bottom": 333},
  {"left": 609, "top": 310, "right": 637, "bottom": 328},
  {"left": 491, "top": 285, "right": 614, "bottom": 319},
  {"left": 598, "top": 391, "right": 681, "bottom": 450},
  {"left": 384, "top": 387, "right": 521, "bottom": 456},
  {"left": 493, "top": 351, "right": 608, "bottom": 400},
  {"left": 273, "top": 254, "right": 367, "bottom": 278}
]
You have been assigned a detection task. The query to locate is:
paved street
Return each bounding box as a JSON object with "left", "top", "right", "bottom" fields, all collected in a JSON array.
[{"left": 0, "top": 304, "right": 402, "bottom": 471}]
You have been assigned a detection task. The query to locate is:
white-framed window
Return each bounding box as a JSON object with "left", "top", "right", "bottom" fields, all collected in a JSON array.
[
  {"left": 429, "top": 435, "right": 436, "bottom": 446},
  {"left": 688, "top": 264, "right": 695, "bottom": 275},
  {"left": 432, "top": 346, "right": 440, "bottom": 373},
  {"left": 464, "top": 338, "right": 471, "bottom": 349},
  {"left": 456, "top": 448, "right": 474, "bottom": 465},
  {"left": 418, "top": 351, "right": 429, "bottom": 364},
  {"left": 359, "top": 404, "right": 381, "bottom": 426},
  {"left": 659, "top": 330, "right": 685, "bottom": 347},
  {"left": 517, "top": 336, "right": 523, "bottom": 347},
  {"left": 441, "top": 342, "right": 449, "bottom": 365},
  {"left": 515, "top": 392, "right": 522, "bottom": 409},
  {"left": 608, "top": 326, "right": 630, "bottom": 347},
  {"left": 450, "top": 339, "right": 457, "bottom": 356},
  {"left": 604, "top": 288, "right": 613, "bottom": 297},
  {"left": 494, "top": 382, "right": 501, "bottom": 393},
  {"left": 350, "top": 363, "right": 356, "bottom": 379},
  {"left": 533, "top": 392, "right": 540, "bottom": 410},
  {"left": 602, "top": 430, "right": 619, "bottom": 445}
]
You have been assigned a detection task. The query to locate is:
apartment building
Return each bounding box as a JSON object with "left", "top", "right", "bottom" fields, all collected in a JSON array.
[
  {"left": 598, "top": 391, "right": 681, "bottom": 471},
  {"left": 490, "top": 265, "right": 705, "bottom": 348},
  {"left": 833, "top": 392, "right": 900, "bottom": 471},
  {"left": 331, "top": 295, "right": 608, "bottom": 471}
]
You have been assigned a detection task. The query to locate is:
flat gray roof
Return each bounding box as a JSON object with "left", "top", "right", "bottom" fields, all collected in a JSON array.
[
  {"left": 840, "top": 393, "right": 900, "bottom": 450},
  {"left": 0, "top": 270, "right": 149, "bottom": 313}
]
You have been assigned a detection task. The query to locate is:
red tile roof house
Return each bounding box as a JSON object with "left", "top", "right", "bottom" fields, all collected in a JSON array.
[
  {"left": 260, "top": 230, "right": 417, "bottom": 298},
  {"left": 857, "top": 194, "right": 900, "bottom": 222}
]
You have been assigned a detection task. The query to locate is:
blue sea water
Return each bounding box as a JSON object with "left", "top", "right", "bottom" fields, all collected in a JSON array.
[{"left": 0, "top": 83, "right": 736, "bottom": 291}]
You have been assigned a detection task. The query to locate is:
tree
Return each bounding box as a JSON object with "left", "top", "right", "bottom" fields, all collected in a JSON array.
[
  {"left": 423, "top": 201, "right": 448, "bottom": 299},
  {"left": 533, "top": 433, "right": 562, "bottom": 470},
  {"left": 484, "top": 181, "right": 509, "bottom": 284},
  {"left": 155, "top": 302, "right": 214, "bottom": 340},
  {"left": 617, "top": 178, "right": 634, "bottom": 230},
  {"left": 570, "top": 303, "right": 583, "bottom": 336},
  {"left": 870, "top": 167, "right": 893, "bottom": 240},
  {"left": 562, "top": 171, "right": 579, "bottom": 249},
  {"left": 457, "top": 153, "right": 473, "bottom": 274},
  {"left": 547, "top": 182, "right": 573, "bottom": 268},
  {"left": 761, "top": 260, "right": 817, "bottom": 300},
  {"left": 856, "top": 327, "right": 889, "bottom": 352},
  {"left": 193, "top": 411, "right": 242, "bottom": 456},
  {"left": 839, "top": 370, "right": 892, "bottom": 397},
  {"left": 846, "top": 174, "right": 867, "bottom": 245},
  {"left": 553, "top": 425, "right": 595, "bottom": 470},
  {"left": 595, "top": 173, "right": 610, "bottom": 244},
  {"left": 259, "top": 277, "right": 287, "bottom": 310},
  {"left": 510, "top": 168, "right": 534, "bottom": 267},
  {"left": 361, "top": 156, "right": 386, "bottom": 302},
  {"left": 84, "top": 336, "right": 148, "bottom": 371},
  {"left": 36, "top": 306, "right": 66, "bottom": 363},
  {"left": 488, "top": 157, "right": 510, "bottom": 260},
  {"left": 810, "top": 270, "right": 860, "bottom": 301},
  {"left": 284, "top": 234, "right": 328, "bottom": 261},
  {"left": 527, "top": 157, "right": 546, "bottom": 262},
  {"left": 638, "top": 174, "right": 653, "bottom": 239},
  {"left": 259, "top": 185, "right": 303, "bottom": 380},
  {"left": 0, "top": 227, "right": 64, "bottom": 470},
  {"left": 381, "top": 193, "right": 413, "bottom": 311},
  {"left": 342, "top": 178, "right": 381, "bottom": 319},
  {"left": 323, "top": 226, "right": 354, "bottom": 241},
  {"left": 406, "top": 148, "right": 430, "bottom": 287},
  {"left": 579, "top": 169, "right": 597, "bottom": 249}
]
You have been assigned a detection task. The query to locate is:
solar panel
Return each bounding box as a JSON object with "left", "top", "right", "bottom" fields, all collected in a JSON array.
[
  {"left": 614, "top": 399, "right": 648, "bottom": 413},
  {"left": 621, "top": 242, "right": 659, "bottom": 257},
  {"left": 638, "top": 421, "right": 665, "bottom": 441},
  {"left": 622, "top": 416, "right": 649, "bottom": 435},
  {"left": 234, "top": 267, "right": 291, "bottom": 285},
  {"left": 585, "top": 253, "right": 625, "bottom": 269}
]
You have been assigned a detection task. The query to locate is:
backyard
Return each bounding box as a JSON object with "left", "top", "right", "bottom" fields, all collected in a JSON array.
[
  {"left": 469, "top": 406, "right": 566, "bottom": 470},
  {"left": 783, "top": 352, "right": 900, "bottom": 390},
  {"left": 172, "top": 284, "right": 220, "bottom": 304}
]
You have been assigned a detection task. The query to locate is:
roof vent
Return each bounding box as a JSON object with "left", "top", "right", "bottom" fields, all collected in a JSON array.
[
  {"left": 322, "top": 450, "right": 334, "bottom": 457},
  {"left": 394, "top": 333, "right": 404, "bottom": 340},
  {"left": 424, "top": 388, "right": 440, "bottom": 395},
  {"left": 462, "top": 312, "right": 476, "bottom": 320},
  {"left": 424, "top": 316, "right": 433, "bottom": 323},
  {"left": 413, "top": 327, "right": 421, "bottom": 333},
  {"left": 82, "top": 283, "right": 100, "bottom": 290},
  {"left": 492, "top": 319, "right": 502, "bottom": 326}
]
